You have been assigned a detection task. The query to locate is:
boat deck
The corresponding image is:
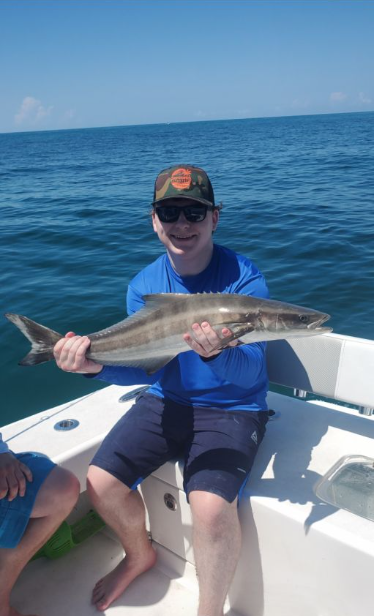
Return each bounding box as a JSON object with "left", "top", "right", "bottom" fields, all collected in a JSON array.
[
  {"left": 6, "top": 327, "right": 374, "bottom": 616},
  {"left": 12, "top": 530, "right": 203, "bottom": 616}
]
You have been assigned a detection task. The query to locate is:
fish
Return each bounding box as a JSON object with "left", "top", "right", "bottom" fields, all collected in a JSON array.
[{"left": 5, "top": 293, "right": 332, "bottom": 375}]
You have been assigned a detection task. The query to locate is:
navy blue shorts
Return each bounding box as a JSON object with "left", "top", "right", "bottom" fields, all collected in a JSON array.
[
  {"left": 0, "top": 453, "right": 56, "bottom": 549},
  {"left": 91, "top": 392, "right": 268, "bottom": 503}
]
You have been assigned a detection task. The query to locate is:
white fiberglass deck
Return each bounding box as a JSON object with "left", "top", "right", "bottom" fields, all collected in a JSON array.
[
  {"left": 5, "top": 332, "right": 374, "bottom": 616},
  {"left": 12, "top": 534, "right": 203, "bottom": 616}
]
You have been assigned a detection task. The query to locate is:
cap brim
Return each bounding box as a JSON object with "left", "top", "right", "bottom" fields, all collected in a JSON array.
[{"left": 152, "top": 195, "right": 215, "bottom": 207}]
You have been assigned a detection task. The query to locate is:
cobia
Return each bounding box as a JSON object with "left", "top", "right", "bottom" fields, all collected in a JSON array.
[{"left": 5, "top": 292, "right": 332, "bottom": 374}]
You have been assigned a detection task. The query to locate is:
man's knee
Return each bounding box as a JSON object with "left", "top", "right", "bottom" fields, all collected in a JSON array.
[
  {"left": 32, "top": 466, "right": 80, "bottom": 517},
  {"left": 51, "top": 467, "right": 80, "bottom": 508},
  {"left": 189, "top": 491, "right": 238, "bottom": 532},
  {"left": 87, "top": 464, "right": 131, "bottom": 506}
]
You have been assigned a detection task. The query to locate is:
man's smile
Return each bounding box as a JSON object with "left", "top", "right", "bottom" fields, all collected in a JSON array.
[{"left": 171, "top": 233, "right": 196, "bottom": 241}]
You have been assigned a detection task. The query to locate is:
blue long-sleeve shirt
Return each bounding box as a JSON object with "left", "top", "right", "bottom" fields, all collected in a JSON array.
[{"left": 91, "top": 244, "right": 269, "bottom": 411}]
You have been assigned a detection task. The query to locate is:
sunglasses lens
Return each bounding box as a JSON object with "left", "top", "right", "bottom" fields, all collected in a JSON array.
[
  {"left": 155, "top": 204, "right": 209, "bottom": 223},
  {"left": 155, "top": 207, "right": 179, "bottom": 222},
  {"left": 184, "top": 206, "right": 207, "bottom": 222}
]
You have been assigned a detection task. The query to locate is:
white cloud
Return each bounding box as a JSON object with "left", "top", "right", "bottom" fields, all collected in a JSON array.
[
  {"left": 330, "top": 92, "right": 347, "bottom": 103},
  {"left": 14, "top": 96, "right": 53, "bottom": 126},
  {"left": 358, "top": 92, "right": 372, "bottom": 105}
]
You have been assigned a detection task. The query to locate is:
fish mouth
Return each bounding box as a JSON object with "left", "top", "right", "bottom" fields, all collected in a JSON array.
[{"left": 309, "top": 313, "right": 332, "bottom": 332}]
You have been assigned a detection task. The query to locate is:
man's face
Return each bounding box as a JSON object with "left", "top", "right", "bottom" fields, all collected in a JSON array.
[{"left": 152, "top": 198, "right": 219, "bottom": 261}]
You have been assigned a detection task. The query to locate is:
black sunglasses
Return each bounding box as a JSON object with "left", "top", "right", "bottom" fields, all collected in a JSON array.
[{"left": 154, "top": 203, "right": 214, "bottom": 223}]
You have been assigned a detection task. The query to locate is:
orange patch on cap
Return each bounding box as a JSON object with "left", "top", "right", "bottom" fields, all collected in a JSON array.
[{"left": 171, "top": 168, "right": 192, "bottom": 190}]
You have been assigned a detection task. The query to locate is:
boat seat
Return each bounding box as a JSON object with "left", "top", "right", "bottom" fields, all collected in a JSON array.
[{"left": 266, "top": 332, "right": 374, "bottom": 409}]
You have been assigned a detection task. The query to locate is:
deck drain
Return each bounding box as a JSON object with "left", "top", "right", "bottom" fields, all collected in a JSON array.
[
  {"left": 164, "top": 493, "right": 178, "bottom": 511},
  {"left": 54, "top": 419, "right": 80, "bottom": 431}
]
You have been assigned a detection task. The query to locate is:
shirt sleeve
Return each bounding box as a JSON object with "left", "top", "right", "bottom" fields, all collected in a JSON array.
[
  {"left": 86, "top": 282, "right": 164, "bottom": 385},
  {"left": 88, "top": 364, "right": 162, "bottom": 386},
  {"left": 0, "top": 434, "right": 10, "bottom": 455},
  {"left": 127, "top": 283, "right": 146, "bottom": 315}
]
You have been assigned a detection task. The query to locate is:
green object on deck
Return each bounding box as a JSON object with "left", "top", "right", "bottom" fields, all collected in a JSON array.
[{"left": 31, "top": 509, "right": 105, "bottom": 560}]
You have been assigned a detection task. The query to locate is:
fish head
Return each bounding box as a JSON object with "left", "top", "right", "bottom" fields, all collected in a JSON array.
[{"left": 254, "top": 303, "right": 332, "bottom": 338}]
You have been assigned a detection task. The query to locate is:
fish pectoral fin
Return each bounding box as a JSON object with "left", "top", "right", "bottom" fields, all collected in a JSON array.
[{"left": 211, "top": 323, "right": 255, "bottom": 351}]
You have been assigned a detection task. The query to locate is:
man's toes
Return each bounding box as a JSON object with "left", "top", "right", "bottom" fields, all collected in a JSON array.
[
  {"left": 92, "top": 587, "right": 105, "bottom": 604},
  {"left": 96, "top": 599, "right": 108, "bottom": 612},
  {"left": 93, "top": 587, "right": 105, "bottom": 602}
]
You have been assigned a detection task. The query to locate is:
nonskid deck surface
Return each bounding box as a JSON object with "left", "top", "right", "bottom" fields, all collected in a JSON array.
[{"left": 12, "top": 531, "right": 199, "bottom": 616}]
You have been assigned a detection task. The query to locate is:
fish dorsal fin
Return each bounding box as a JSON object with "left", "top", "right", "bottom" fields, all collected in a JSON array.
[{"left": 141, "top": 292, "right": 229, "bottom": 309}]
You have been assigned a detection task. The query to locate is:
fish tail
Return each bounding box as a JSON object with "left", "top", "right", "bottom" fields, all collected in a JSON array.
[{"left": 5, "top": 313, "right": 63, "bottom": 366}]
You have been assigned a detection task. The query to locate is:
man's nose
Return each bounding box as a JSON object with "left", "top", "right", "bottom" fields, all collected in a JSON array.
[{"left": 175, "top": 210, "right": 190, "bottom": 224}]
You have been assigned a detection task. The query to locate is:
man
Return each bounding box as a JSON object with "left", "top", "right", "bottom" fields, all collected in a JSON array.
[
  {"left": 54, "top": 165, "right": 269, "bottom": 615},
  {"left": 0, "top": 434, "right": 80, "bottom": 616}
]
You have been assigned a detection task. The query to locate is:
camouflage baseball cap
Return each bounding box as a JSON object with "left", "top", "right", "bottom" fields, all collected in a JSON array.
[{"left": 152, "top": 165, "right": 215, "bottom": 207}]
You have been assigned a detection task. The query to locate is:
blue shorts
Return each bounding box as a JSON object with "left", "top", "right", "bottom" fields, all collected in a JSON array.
[
  {"left": 91, "top": 392, "right": 268, "bottom": 503},
  {"left": 0, "top": 453, "right": 56, "bottom": 549}
]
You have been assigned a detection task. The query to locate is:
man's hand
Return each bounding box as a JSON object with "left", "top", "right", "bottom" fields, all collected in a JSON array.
[
  {"left": 183, "top": 322, "right": 238, "bottom": 358},
  {"left": 0, "top": 452, "right": 33, "bottom": 501},
  {"left": 53, "top": 332, "right": 103, "bottom": 374}
]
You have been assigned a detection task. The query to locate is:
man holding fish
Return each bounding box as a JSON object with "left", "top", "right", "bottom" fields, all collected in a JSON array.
[{"left": 50, "top": 165, "right": 327, "bottom": 615}]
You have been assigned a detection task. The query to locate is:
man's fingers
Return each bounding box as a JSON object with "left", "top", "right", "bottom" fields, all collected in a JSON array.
[
  {"left": 54, "top": 335, "right": 91, "bottom": 371},
  {"left": 14, "top": 467, "right": 27, "bottom": 498},
  {"left": 19, "top": 462, "right": 33, "bottom": 483},
  {"left": 184, "top": 323, "right": 220, "bottom": 357},
  {"left": 192, "top": 322, "right": 217, "bottom": 348},
  {"left": 53, "top": 332, "right": 77, "bottom": 358},
  {"left": 221, "top": 327, "right": 238, "bottom": 347},
  {"left": 0, "top": 477, "right": 8, "bottom": 499},
  {"left": 0, "top": 459, "right": 33, "bottom": 500},
  {"left": 184, "top": 322, "right": 237, "bottom": 357},
  {"left": 6, "top": 472, "right": 20, "bottom": 501},
  {"left": 68, "top": 337, "right": 92, "bottom": 370},
  {"left": 15, "top": 463, "right": 32, "bottom": 498}
]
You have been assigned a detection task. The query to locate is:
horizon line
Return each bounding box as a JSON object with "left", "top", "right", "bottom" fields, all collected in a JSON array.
[{"left": 1, "top": 109, "right": 373, "bottom": 137}]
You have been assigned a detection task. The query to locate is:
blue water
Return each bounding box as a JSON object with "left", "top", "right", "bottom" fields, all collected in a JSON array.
[{"left": 1, "top": 112, "right": 373, "bottom": 425}]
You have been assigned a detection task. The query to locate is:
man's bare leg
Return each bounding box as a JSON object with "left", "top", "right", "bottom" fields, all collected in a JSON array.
[
  {"left": 0, "top": 467, "right": 79, "bottom": 616},
  {"left": 87, "top": 465, "right": 156, "bottom": 612},
  {"left": 189, "top": 491, "right": 242, "bottom": 616}
]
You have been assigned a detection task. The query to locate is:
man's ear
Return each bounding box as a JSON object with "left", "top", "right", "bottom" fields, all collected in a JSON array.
[
  {"left": 151, "top": 210, "right": 158, "bottom": 232},
  {"left": 212, "top": 208, "right": 220, "bottom": 231}
]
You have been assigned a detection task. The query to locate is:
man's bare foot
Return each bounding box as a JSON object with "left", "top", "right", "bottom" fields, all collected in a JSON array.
[{"left": 92, "top": 545, "right": 157, "bottom": 611}]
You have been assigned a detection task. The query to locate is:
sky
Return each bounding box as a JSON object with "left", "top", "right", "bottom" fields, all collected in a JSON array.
[{"left": 0, "top": 0, "right": 373, "bottom": 133}]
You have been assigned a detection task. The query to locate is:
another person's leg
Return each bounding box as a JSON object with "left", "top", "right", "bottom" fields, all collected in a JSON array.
[
  {"left": 0, "top": 459, "right": 79, "bottom": 616},
  {"left": 87, "top": 394, "right": 184, "bottom": 612},
  {"left": 185, "top": 408, "right": 268, "bottom": 616}
]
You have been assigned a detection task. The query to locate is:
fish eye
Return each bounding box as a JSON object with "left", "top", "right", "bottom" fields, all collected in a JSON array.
[{"left": 299, "top": 315, "right": 309, "bottom": 323}]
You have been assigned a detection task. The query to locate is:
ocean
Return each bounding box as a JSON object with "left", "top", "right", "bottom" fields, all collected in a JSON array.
[{"left": 1, "top": 112, "right": 373, "bottom": 426}]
